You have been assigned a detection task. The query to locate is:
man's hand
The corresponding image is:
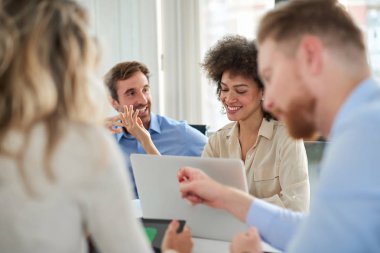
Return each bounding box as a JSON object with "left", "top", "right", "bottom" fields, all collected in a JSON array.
[
  {"left": 119, "top": 105, "right": 150, "bottom": 141},
  {"left": 161, "top": 220, "right": 193, "bottom": 253},
  {"left": 178, "top": 167, "right": 254, "bottom": 222},
  {"left": 105, "top": 115, "right": 123, "bottom": 134},
  {"left": 177, "top": 167, "right": 226, "bottom": 209},
  {"left": 230, "top": 228, "right": 263, "bottom": 253},
  {"left": 119, "top": 105, "right": 160, "bottom": 155}
]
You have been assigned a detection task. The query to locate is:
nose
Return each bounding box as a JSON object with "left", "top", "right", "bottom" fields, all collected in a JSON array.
[
  {"left": 263, "top": 93, "right": 274, "bottom": 112},
  {"left": 221, "top": 91, "right": 237, "bottom": 103},
  {"left": 136, "top": 91, "right": 148, "bottom": 105}
]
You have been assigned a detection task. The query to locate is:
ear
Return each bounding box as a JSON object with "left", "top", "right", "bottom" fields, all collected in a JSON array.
[
  {"left": 110, "top": 97, "right": 121, "bottom": 112},
  {"left": 259, "top": 88, "right": 264, "bottom": 101},
  {"left": 297, "top": 36, "right": 323, "bottom": 77}
]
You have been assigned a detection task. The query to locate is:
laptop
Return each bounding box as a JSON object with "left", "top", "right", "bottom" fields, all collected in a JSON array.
[{"left": 130, "top": 154, "right": 249, "bottom": 241}]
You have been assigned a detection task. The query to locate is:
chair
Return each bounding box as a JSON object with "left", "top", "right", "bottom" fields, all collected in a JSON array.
[{"left": 189, "top": 124, "right": 209, "bottom": 136}]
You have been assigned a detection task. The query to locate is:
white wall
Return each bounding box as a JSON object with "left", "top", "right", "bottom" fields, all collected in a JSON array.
[
  {"left": 77, "top": 0, "right": 205, "bottom": 124},
  {"left": 77, "top": 0, "right": 162, "bottom": 114}
]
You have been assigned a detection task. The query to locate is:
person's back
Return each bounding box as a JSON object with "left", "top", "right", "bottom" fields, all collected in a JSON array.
[
  {"left": 0, "top": 122, "right": 151, "bottom": 253},
  {"left": 0, "top": 1, "right": 192, "bottom": 253}
]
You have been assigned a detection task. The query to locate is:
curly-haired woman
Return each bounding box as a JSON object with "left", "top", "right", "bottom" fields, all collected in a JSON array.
[{"left": 201, "top": 35, "right": 310, "bottom": 212}]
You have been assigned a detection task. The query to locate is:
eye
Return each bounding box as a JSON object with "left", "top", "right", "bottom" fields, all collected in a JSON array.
[
  {"left": 236, "top": 90, "right": 247, "bottom": 94},
  {"left": 143, "top": 86, "right": 150, "bottom": 93},
  {"left": 261, "top": 71, "right": 271, "bottom": 85},
  {"left": 126, "top": 90, "right": 135, "bottom": 96}
]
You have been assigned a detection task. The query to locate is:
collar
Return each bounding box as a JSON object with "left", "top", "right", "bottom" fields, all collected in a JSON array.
[
  {"left": 330, "top": 78, "right": 377, "bottom": 140},
  {"left": 226, "top": 118, "right": 275, "bottom": 140},
  {"left": 115, "top": 113, "right": 161, "bottom": 142}
]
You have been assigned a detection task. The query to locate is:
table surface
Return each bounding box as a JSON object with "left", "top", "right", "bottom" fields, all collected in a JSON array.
[{"left": 132, "top": 200, "right": 281, "bottom": 253}]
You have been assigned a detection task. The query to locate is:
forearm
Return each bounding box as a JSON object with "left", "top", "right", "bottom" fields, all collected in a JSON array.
[
  {"left": 247, "top": 199, "right": 304, "bottom": 251},
  {"left": 140, "top": 138, "right": 160, "bottom": 155},
  {"left": 221, "top": 187, "right": 254, "bottom": 222}
]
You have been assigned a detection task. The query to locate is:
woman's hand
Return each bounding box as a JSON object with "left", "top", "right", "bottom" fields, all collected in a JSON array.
[{"left": 161, "top": 220, "right": 193, "bottom": 253}]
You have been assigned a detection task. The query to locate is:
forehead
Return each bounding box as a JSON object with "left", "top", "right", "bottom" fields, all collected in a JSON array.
[
  {"left": 221, "top": 70, "right": 253, "bottom": 85},
  {"left": 258, "top": 39, "right": 280, "bottom": 73},
  {"left": 116, "top": 71, "right": 148, "bottom": 91}
]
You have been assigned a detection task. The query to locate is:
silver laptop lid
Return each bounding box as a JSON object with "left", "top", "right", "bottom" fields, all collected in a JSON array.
[{"left": 130, "top": 154, "right": 249, "bottom": 241}]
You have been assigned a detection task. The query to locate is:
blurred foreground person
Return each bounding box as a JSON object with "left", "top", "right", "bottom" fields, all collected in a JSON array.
[
  {"left": 0, "top": 1, "right": 192, "bottom": 253},
  {"left": 178, "top": 0, "right": 380, "bottom": 252}
]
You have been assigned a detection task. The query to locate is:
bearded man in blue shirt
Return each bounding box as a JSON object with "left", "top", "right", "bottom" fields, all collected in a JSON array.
[
  {"left": 177, "top": 1, "right": 380, "bottom": 253},
  {"left": 105, "top": 61, "right": 207, "bottom": 198}
]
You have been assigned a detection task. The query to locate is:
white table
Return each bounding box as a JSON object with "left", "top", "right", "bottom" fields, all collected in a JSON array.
[{"left": 132, "top": 200, "right": 281, "bottom": 253}]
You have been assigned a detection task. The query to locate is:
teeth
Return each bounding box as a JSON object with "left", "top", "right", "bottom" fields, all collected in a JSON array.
[{"left": 228, "top": 106, "right": 240, "bottom": 111}]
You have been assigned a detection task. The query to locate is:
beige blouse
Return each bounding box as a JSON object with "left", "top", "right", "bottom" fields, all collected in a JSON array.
[{"left": 202, "top": 119, "right": 310, "bottom": 212}]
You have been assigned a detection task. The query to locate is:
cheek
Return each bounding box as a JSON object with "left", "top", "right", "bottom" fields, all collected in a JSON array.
[
  {"left": 219, "top": 93, "right": 225, "bottom": 102},
  {"left": 119, "top": 97, "right": 129, "bottom": 105}
]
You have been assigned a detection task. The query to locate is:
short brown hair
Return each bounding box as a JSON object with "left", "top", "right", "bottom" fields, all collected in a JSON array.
[
  {"left": 104, "top": 61, "right": 150, "bottom": 101},
  {"left": 257, "top": 0, "right": 365, "bottom": 57}
]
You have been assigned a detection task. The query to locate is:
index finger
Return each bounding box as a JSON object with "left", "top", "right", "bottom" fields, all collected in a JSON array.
[
  {"left": 107, "top": 115, "right": 121, "bottom": 122},
  {"left": 177, "top": 167, "right": 193, "bottom": 182}
]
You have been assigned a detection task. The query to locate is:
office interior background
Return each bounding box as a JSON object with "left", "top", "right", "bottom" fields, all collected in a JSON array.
[{"left": 77, "top": 0, "right": 380, "bottom": 195}]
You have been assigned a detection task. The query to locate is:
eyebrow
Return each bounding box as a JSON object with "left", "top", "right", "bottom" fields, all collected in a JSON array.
[
  {"left": 124, "top": 88, "right": 135, "bottom": 94},
  {"left": 123, "top": 84, "right": 150, "bottom": 94},
  {"left": 220, "top": 82, "right": 249, "bottom": 88}
]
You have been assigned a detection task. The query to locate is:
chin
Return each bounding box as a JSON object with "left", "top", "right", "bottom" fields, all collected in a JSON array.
[
  {"left": 226, "top": 115, "right": 238, "bottom": 122},
  {"left": 285, "top": 118, "right": 317, "bottom": 139}
]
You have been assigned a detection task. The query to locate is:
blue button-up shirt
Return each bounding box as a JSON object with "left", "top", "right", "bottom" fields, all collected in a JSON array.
[
  {"left": 115, "top": 113, "right": 207, "bottom": 198},
  {"left": 247, "top": 78, "right": 380, "bottom": 252}
]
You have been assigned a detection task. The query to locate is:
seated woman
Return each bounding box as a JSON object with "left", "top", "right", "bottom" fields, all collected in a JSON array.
[
  {"left": 0, "top": 0, "right": 191, "bottom": 253},
  {"left": 201, "top": 35, "right": 310, "bottom": 212}
]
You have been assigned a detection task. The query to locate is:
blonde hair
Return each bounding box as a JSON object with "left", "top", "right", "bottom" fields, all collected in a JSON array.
[
  {"left": 257, "top": 0, "right": 366, "bottom": 60},
  {"left": 0, "top": 0, "right": 108, "bottom": 190}
]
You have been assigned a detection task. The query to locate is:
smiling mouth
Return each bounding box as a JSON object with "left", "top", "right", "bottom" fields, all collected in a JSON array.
[
  {"left": 136, "top": 106, "right": 148, "bottom": 116},
  {"left": 226, "top": 105, "right": 242, "bottom": 112}
]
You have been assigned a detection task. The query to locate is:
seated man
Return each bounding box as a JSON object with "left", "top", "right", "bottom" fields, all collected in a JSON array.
[{"left": 104, "top": 61, "right": 207, "bottom": 198}]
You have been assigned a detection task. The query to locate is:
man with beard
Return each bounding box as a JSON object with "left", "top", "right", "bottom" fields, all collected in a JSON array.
[
  {"left": 105, "top": 61, "right": 207, "bottom": 198},
  {"left": 176, "top": 0, "right": 380, "bottom": 253}
]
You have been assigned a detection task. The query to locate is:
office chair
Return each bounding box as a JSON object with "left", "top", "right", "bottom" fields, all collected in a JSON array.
[{"left": 189, "top": 124, "right": 209, "bottom": 136}]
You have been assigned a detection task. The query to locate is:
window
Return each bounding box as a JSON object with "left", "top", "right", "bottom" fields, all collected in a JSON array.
[
  {"left": 339, "top": 0, "right": 380, "bottom": 81},
  {"left": 199, "top": 0, "right": 275, "bottom": 132}
]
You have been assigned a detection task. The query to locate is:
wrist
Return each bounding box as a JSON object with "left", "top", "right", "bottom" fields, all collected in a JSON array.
[{"left": 222, "top": 187, "right": 254, "bottom": 222}]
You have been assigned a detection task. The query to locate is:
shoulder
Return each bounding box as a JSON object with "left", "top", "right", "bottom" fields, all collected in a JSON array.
[
  {"left": 208, "top": 122, "right": 235, "bottom": 140},
  {"left": 154, "top": 114, "right": 183, "bottom": 126},
  {"left": 268, "top": 120, "right": 304, "bottom": 149},
  {"left": 271, "top": 120, "right": 293, "bottom": 141},
  {"left": 61, "top": 122, "right": 124, "bottom": 166},
  {"left": 155, "top": 114, "right": 207, "bottom": 139}
]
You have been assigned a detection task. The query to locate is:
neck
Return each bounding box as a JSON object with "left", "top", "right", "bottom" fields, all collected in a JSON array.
[
  {"left": 238, "top": 112, "right": 263, "bottom": 137},
  {"left": 317, "top": 69, "right": 370, "bottom": 137}
]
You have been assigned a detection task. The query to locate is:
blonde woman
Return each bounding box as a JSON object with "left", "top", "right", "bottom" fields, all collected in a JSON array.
[{"left": 0, "top": 1, "right": 191, "bottom": 253}]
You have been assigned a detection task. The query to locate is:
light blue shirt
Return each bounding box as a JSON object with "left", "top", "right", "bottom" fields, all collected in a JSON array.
[
  {"left": 115, "top": 113, "right": 207, "bottom": 198},
  {"left": 247, "top": 78, "right": 380, "bottom": 252}
]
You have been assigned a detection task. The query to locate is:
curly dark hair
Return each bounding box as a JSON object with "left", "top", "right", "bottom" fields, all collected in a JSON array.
[{"left": 202, "top": 35, "right": 274, "bottom": 121}]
